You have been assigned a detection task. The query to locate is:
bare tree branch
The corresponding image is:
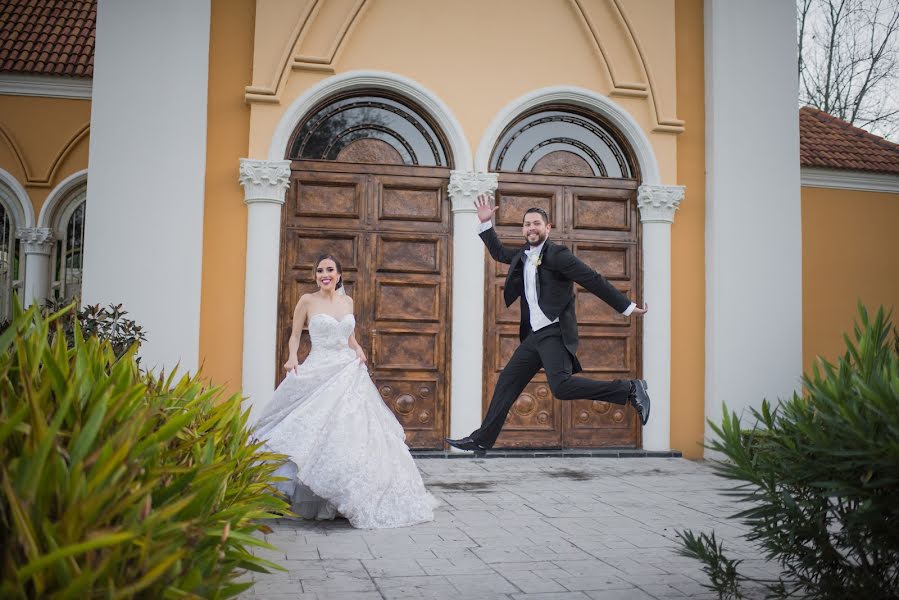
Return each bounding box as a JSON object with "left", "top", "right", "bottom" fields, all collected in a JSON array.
[{"left": 798, "top": 0, "right": 899, "bottom": 139}]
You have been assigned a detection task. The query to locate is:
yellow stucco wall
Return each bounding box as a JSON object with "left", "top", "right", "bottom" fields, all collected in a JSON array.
[
  {"left": 0, "top": 95, "right": 90, "bottom": 217},
  {"left": 802, "top": 186, "right": 899, "bottom": 374},
  {"left": 672, "top": 0, "right": 706, "bottom": 459},
  {"left": 197, "top": 0, "right": 256, "bottom": 397},
  {"left": 246, "top": 0, "right": 683, "bottom": 177},
  {"left": 199, "top": 0, "right": 710, "bottom": 447}
]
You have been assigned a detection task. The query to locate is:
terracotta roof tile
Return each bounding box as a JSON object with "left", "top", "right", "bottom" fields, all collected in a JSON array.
[
  {"left": 800, "top": 106, "right": 899, "bottom": 174},
  {"left": 0, "top": 0, "right": 94, "bottom": 78}
]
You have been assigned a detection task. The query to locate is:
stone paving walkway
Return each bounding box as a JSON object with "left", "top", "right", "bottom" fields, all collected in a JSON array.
[{"left": 243, "top": 457, "right": 779, "bottom": 599}]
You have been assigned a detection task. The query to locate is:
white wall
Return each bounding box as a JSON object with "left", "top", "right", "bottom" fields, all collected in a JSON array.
[
  {"left": 704, "top": 0, "right": 803, "bottom": 436},
  {"left": 83, "top": 0, "right": 210, "bottom": 373}
]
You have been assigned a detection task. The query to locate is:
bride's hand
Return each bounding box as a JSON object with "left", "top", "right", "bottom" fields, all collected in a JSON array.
[
  {"left": 283, "top": 356, "right": 299, "bottom": 372},
  {"left": 355, "top": 347, "right": 367, "bottom": 364}
]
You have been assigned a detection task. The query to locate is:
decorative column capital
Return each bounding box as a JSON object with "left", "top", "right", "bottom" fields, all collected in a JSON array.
[
  {"left": 637, "top": 184, "right": 685, "bottom": 224},
  {"left": 238, "top": 159, "right": 291, "bottom": 205},
  {"left": 16, "top": 227, "right": 55, "bottom": 255},
  {"left": 448, "top": 171, "right": 498, "bottom": 213}
]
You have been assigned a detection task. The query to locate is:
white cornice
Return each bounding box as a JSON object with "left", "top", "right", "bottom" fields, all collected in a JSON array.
[
  {"left": 0, "top": 73, "right": 92, "bottom": 100},
  {"left": 801, "top": 167, "right": 899, "bottom": 193}
]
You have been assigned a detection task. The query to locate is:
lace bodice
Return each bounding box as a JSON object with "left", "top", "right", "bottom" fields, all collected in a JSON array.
[{"left": 308, "top": 313, "right": 356, "bottom": 355}]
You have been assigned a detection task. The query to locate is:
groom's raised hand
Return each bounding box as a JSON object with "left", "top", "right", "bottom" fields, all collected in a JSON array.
[{"left": 474, "top": 193, "right": 498, "bottom": 223}]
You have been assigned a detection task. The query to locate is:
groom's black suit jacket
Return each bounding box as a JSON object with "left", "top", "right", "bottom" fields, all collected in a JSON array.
[{"left": 480, "top": 226, "right": 631, "bottom": 374}]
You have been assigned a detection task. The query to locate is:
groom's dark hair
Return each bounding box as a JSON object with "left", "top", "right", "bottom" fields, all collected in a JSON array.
[
  {"left": 314, "top": 253, "right": 344, "bottom": 289},
  {"left": 523, "top": 207, "right": 550, "bottom": 225}
]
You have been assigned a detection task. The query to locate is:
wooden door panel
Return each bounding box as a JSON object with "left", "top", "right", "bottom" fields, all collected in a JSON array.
[
  {"left": 377, "top": 377, "right": 442, "bottom": 438},
  {"left": 575, "top": 285, "right": 632, "bottom": 326},
  {"left": 373, "top": 329, "right": 439, "bottom": 371},
  {"left": 576, "top": 332, "right": 633, "bottom": 374},
  {"left": 285, "top": 230, "right": 361, "bottom": 275},
  {"left": 574, "top": 243, "right": 632, "bottom": 280},
  {"left": 494, "top": 286, "right": 519, "bottom": 324},
  {"left": 374, "top": 235, "right": 442, "bottom": 274},
  {"left": 287, "top": 172, "right": 366, "bottom": 229},
  {"left": 570, "top": 187, "right": 634, "bottom": 232},
  {"left": 495, "top": 184, "right": 560, "bottom": 227},
  {"left": 374, "top": 278, "right": 441, "bottom": 322},
  {"left": 563, "top": 399, "right": 638, "bottom": 447},
  {"left": 375, "top": 176, "right": 446, "bottom": 227}
]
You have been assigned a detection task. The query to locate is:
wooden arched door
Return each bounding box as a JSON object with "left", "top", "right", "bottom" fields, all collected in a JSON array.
[
  {"left": 277, "top": 92, "right": 453, "bottom": 449},
  {"left": 484, "top": 105, "right": 643, "bottom": 448}
]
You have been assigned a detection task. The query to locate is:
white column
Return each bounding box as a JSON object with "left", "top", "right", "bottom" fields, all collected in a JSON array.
[
  {"left": 83, "top": 0, "right": 210, "bottom": 373},
  {"left": 239, "top": 159, "right": 291, "bottom": 421},
  {"left": 705, "top": 0, "right": 802, "bottom": 444},
  {"left": 447, "top": 171, "right": 498, "bottom": 445},
  {"left": 17, "top": 227, "right": 55, "bottom": 307},
  {"left": 637, "top": 184, "right": 684, "bottom": 451}
]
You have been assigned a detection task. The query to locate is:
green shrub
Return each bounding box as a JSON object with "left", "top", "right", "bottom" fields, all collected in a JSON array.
[
  {"left": 0, "top": 299, "right": 147, "bottom": 363},
  {"left": 677, "top": 303, "right": 899, "bottom": 600},
  {"left": 0, "top": 303, "right": 289, "bottom": 598}
]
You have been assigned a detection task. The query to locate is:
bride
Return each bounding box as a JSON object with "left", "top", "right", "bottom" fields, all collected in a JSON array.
[{"left": 253, "top": 254, "right": 435, "bottom": 529}]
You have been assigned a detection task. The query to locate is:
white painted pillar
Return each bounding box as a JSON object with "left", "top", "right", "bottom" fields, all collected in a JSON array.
[
  {"left": 637, "top": 184, "right": 684, "bottom": 451},
  {"left": 704, "top": 0, "right": 802, "bottom": 444},
  {"left": 17, "top": 227, "right": 55, "bottom": 307},
  {"left": 238, "top": 159, "right": 291, "bottom": 422},
  {"left": 446, "top": 171, "right": 498, "bottom": 444},
  {"left": 83, "top": 0, "right": 210, "bottom": 373}
]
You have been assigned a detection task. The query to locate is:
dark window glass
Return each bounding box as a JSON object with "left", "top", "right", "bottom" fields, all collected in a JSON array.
[
  {"left": 490, "top": 108, "right": 635, "bottom": 178},
  {"left": 289, "top": 95, "right": 449, "bottom": 167}
]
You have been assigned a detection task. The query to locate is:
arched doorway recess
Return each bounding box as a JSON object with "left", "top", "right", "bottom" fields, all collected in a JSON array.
[
  {"left": 485, "top": 104, "right": 643, "bottom": 448},
  {"left": 278, "top": 91, "right": 454, "bottom": 449}
]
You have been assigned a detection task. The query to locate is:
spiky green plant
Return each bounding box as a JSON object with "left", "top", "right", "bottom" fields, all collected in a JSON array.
[
  {"left": 0, "top": 302, "right": 289, "bottom": 598},
  {"left": 677, "top": 303, "right": 899, "bottom": 599}
]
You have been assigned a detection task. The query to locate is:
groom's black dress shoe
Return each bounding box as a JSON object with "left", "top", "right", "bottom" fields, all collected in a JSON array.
[
  {"left": 630, "top": 379, "right": 651, "bottom": 426},
  {"left": 445, "top": 436, "right": 487, "bottom": 457}
]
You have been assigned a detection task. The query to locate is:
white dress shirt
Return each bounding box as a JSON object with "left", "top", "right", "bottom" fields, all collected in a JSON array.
[{"left": 479, "top": 221, "right": 636, "bottom": 330}]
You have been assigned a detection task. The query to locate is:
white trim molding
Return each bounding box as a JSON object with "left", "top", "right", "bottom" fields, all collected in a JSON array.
[
  {"left": 637, "top": 184, "right": 684, "bottom": 223},
  {"left": 447, "top": 171, "right": 498, "bottom": 213},
  {"left": 16, "top": 227, "right": 55, "bottom": 256},
  {"left": 801, "top": 167, "right": 899, "bottom": 193},
  {"left": 637, "top": 183, "right": 685, "bottom": 452},
  {"left": 239, "top": 159, "right": 292, "bottom": 422},
  {"left": 16, "top": 227, "right": 55, "bottom": 307},
  {"left": 447, "top": 171, "right": 498, "bottom": 446},
  {"left": 268, "top": 70, "right": 472, "bottom": 170},
  {"left": 239, "top": 159, "right": 291, "bottom": 204},
  {"left": 475, "top": 86, "right": 661, "bottom": 184},
  {"left": 38, "top": 169, "right": 88, "bottom": 227},
  {"left": 0, "top": 168, "right": 35, "bottom": 228},
  {"left": 0, "top": 73, "right": 92, "bottom": 99}
]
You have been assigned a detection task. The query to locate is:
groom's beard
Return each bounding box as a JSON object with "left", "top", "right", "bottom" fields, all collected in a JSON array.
[{"left": 525, "top": 231, "right": 547, "bottom": 247}]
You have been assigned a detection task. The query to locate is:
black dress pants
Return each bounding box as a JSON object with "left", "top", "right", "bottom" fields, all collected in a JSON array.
[{"left": 471, "top": 324, "right": 630, "bottom": 449}]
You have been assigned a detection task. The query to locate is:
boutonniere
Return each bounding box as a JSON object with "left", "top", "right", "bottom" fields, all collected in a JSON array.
[{"left": 528, "top": 253, "right": 542, "bottom": 267}]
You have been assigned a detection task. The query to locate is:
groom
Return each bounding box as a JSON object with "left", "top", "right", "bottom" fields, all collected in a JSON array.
[{"left": 447, "top": 194, "right": 651, "bottom": 456}]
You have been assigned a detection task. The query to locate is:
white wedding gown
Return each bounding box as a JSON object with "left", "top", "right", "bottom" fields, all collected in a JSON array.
[{"left": 253, "top": 313, "right": 436, "bottom": 529}]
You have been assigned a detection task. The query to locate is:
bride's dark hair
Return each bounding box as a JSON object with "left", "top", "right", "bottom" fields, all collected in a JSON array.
[{"left": 314, "top": 254, "right": 343, "bottom": 289}]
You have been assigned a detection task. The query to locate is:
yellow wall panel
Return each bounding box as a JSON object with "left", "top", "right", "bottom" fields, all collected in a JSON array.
[{"left": 802, "top": 186, "right": 899, "bottom": 374}]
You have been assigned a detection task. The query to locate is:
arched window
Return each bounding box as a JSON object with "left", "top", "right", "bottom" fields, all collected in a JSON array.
[
  {"left": 490, "top": 105, "right": 637, "bottom": 178},
  {"left": 287, "top": 92, "right": 451, "bottom": 167},
  {"left": 50, "top": 188, "right": 86, "bottom": 304},
  {"left": 0, "top": 197, "right": 22, "bottom": 320}
]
